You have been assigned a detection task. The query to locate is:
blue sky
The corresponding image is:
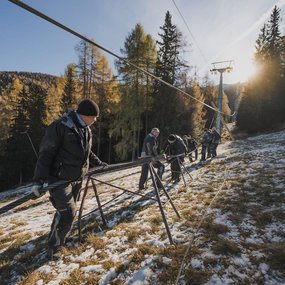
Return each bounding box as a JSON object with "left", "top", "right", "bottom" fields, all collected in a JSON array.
[{"left": 1, "top": 0, "right": 285, "bottom": 84}]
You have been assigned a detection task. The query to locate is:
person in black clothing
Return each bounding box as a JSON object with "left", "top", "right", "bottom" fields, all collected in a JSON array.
[
  {"left": 209, "top": 127, "right": 221, "bottom": 158},
  {"left": 31, "top": 99, "right": 107, "bottom": 259},
  {"left": 138, "top": 128, "right": 165, "bottom": 190},
  {"left": 183, "top": 135, "right": 198, "bottom": 162},
  {"left": 200, "top": 128, "right": 213, "bottom": 161},
  {"left": 164, "top": 134, "right": 187, "bottom": 183}
]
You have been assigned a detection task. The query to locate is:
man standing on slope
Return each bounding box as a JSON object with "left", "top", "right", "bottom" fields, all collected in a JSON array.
[
  {"left": 31, "top": 99, "right": 107, "bottom": 259},
  {"left": 138, "top": 128, "right": 165, "bottom": 190}
]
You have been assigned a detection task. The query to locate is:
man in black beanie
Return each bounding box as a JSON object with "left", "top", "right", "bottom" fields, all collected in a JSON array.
[{"left": 31, "top": 99, "right": 107, "bottom": 260}]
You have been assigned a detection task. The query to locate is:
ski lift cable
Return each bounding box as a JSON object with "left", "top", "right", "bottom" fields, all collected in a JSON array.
[
  {"left": 175, "top": 166, "right": 229, "bottom": 284},
  {"left": 171, "top": 0, "right": 209, "bottom": 66},
  {"left": 8, "top": 0, "right": 234, "bottom": 117}
]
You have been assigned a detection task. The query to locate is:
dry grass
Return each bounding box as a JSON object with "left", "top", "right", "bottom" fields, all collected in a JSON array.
[
  {"left": 212, "top": 238, "right": 241, "bottom": 256},
  {"left": 59, "top": 268, "right": 100, "bottom": 285},
  {"left": 19, "top": 272, "right": 53, "bottom": 285},
  {"left": 85, "top": 235, "right": 106, "bottom": 251}
]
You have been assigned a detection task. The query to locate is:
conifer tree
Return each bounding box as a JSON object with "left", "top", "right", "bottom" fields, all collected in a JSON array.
[
  {"left": 93, "top": 54, "right": 120, "bottom": 161},
  {"left": 151, "top": 11, "right": 187, "bottom": 141},
  {"left": 76, "top": 40, "right": 100, "bottom": 99},
  {"left": 0, "top": 78, "right": 23, "bottom": 152},
  {"left": 45, "top": 78, "right": 64, "bottom": 125},
  {"left": 237, "top": 5, "right": 285, "bottom": 132},
  {"left": 60, "top": 64, "right": 80, "bottom": 113},
  {"left": 1, "top": 82, "right": 47, "bottom": 189},
  {"left": 112, "top": 23, "right": 156, "bottom": 160}
]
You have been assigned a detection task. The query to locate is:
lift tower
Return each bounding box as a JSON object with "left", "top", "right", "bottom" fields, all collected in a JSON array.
[{"left": 210, "top": 60, "right": 233, "bottom": 134}]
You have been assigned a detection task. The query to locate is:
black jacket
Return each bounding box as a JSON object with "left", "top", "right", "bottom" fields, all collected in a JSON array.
[
  {"left": 141, "top": 133, "right": 158, "bottom": 157},
  {"left": 33, "top": 111, "right": 102, "bottom": 183},
  {"left": 164, "top": 135, "right": 187, "bottom": 156}
]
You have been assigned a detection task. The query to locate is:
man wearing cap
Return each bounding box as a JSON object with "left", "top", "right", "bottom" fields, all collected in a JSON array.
[
  {"left": 31, "top": 99, "right": 107, "bottom": 260},
  {"left": 138, "top": 128, "right": 165, "bottom": 190},
  {"left": 164, "top": 134, "right": 187, "bottom": 183}
]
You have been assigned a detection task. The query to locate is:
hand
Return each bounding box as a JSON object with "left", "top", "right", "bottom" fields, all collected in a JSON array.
[
  {"left": 100, "top": 162, "right": 108, "bottom": 168},
  {"left": 159, "top": 154, "right": 166, "bottom": 160},
  {"left": 31, "top": 183, "right": 44, "bottom": 198}
]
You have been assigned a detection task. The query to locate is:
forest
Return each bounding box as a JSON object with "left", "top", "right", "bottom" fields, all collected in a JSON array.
[{"left": 0, "top": 6, "right": 284, "bottom": 192}]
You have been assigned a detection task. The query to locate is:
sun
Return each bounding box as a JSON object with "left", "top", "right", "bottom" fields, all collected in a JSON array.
[{"left": 225, "top": 58, "right": 258, "bottom": 84}]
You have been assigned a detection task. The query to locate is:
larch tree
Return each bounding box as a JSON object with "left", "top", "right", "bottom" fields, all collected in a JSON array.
[
  {"left": 76, "top": 40, "right": 100, "bottom": 100},
  {"left": 60, "top": 64, "right": 81, "bottom": 113},
  {"left": 93, "top": 54, "right": 120, "bottom": 161},
  {"left": 112, "top": 23, "right": 156, "bottom": 161}
]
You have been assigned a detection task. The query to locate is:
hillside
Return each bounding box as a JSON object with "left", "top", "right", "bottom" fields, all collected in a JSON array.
[
  {"left": 0, "top": 130, "right": 284, "bottom": 285},
  {"left": 0, "top": 71, "right": 58, "bottom": 95}
]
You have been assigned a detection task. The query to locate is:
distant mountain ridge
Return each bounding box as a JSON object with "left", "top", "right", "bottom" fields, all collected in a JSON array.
[{"left": 0, "top": 71, "right": 58, "bottom": 95}]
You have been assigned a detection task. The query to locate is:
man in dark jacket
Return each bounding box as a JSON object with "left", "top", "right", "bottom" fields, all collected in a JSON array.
[
  {"left": 164, "top": 134, "right": 187, "bottom": 183},
  {"left": 200, "top": 128, "right": 213, "bottom": 161},
  {"left": 31, "top": 99, "right": 107, "bottom": 259},
  {"left": 209, "top": 127, "right": 221, "bottom": 158},
  {"left": 138, "top": 128, "right": 164, "bottom": 190},
  {"left": 183, "top": 135, "right": 198, "bottom": 162}
]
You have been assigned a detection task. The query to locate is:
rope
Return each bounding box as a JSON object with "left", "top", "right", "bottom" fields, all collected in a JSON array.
[
  {"left": 175, "top": 166, "right": 229, "bottom": 284},
  {"left": 8, "top": 0, "right": 234, "bottom": 117}
]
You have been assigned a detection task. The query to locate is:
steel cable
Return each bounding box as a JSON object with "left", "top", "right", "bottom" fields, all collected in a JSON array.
[{"left": 8, "top": 0, "right": 234, "bottom": 117}]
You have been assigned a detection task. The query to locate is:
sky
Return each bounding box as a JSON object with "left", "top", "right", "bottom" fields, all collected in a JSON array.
[
  {"left": 1, "top": 0, "right": 285, "bottom": 84},
  {"left": 1, "top": 128, "right": 285, "bottom": 284}
]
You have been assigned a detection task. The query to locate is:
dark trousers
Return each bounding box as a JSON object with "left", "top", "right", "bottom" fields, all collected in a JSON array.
[
  {"left": 139, "top": 161, "right": 164, "bottom": 189},
  {"left": 188, "top": 148, "right": 198, "bottom": 162},
  {"left": 170, "top": 157, "right": 183, "bottom": 180},
  {"left": 48, "top": 180, "right": 82, "bottom": 249},
  {"left": 210, "top": 143, "right": 219, "bottom": 157},
  {"left": 201, "top": 144, "right": 209, "bottom": 161}
]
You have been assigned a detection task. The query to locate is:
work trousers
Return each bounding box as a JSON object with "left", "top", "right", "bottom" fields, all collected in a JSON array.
[
  {"left": 48, "top": 179, "right": 82, "bottom": 249},
  {"left": 170, "top": 157, "right": 183, "bottom": 180},
  {"left": 139, "top": 161, "right": 165, "bottom": 189}
]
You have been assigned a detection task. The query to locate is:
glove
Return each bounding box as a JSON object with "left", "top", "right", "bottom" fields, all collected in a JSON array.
[
  {"left": 100, "top": 162, "right": 108, "bottom": 168},
  {"left": 31, "top": 183, "right": 44, "bottom": 198}
]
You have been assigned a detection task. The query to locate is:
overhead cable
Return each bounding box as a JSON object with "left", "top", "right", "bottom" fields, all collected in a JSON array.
[
  {"left": 171, "top": 0, "right": 209, "bottom": 66},
  {"left": 8, "top": 0, "right": 234, "bottom": 116}
]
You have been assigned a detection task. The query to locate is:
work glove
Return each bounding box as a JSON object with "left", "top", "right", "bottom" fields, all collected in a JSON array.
[
  {"left": 100, "top": 162, "right": 108, "bottom": 168},
  {"left": 31, "top": 182, "right": 44, "bottom": 198},
  {"left": 158, "top": 154, "right": 166, "bottom": 160}
]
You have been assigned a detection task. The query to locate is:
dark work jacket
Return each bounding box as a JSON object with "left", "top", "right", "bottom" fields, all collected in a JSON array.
[
  {"left": 33, "top": 111, "right": 102, "bottom": 183},
  {"left": 188, "top": 138, "right": 198, "bottom": 152},
  {"left": 164, "top": 135, "right": 187, "bottom": 156},
  {"left": 211, "top": 130, "right": 221, "bottom": 144},
  {"left": 141, "top": 133, "right": 158, "bottom": 157},
  {"left": 201, "top": 131, "right": 213, "bottom": 146},
  {"left": 183, "top": 138, "right": 198, "bottom": 153}
]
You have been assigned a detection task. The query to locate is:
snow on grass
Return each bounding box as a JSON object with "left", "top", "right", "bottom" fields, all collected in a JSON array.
[{"left": 0, "top": 129, "right": 285, "bottom": 284}]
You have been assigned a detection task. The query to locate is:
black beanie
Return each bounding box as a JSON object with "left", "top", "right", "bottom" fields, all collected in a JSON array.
[
  {"left": 77, "top": 99, "right": 99, "bottom": 116},
  {"left": 168, "top": 134, "right": 176, "bottom": 143}
]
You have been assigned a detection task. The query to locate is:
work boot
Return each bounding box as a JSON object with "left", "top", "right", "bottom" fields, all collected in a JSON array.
[{"left": 47, "top": 245, "right": 64, "bottom": 261}]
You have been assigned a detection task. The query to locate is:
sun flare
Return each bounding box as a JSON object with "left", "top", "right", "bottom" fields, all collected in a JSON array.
[{"left": 226, "top": 58, "right": 258, "bottom": 83}]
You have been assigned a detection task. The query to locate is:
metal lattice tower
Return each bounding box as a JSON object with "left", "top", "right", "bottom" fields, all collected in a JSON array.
[{"left": 210, "top": 60, "right": 233, "bottom": 134}]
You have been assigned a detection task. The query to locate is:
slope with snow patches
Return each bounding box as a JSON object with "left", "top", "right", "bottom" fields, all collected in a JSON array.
[{"left": 0, "top": 130, "right": 284, "bottom": 285}]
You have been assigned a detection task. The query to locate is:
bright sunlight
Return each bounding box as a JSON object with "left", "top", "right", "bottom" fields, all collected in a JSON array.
[{"left": 230, "top": 58, "right": 258, "bottom": 83}]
